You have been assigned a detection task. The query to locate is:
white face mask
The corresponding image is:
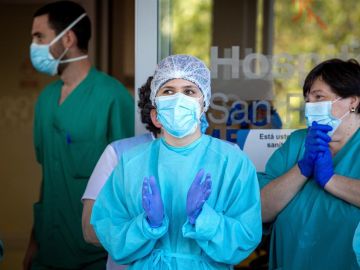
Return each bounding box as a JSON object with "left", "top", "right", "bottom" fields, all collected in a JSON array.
[
  {"left": 305, "top": 98, "right": 349, "bottom": 136},
  {"left": 30, "top": 13, "right": 88, "bottom": 76}
]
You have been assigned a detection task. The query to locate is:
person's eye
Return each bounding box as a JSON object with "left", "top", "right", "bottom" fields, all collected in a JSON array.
[
  {"left": 315, "top": 95, "right": 324, "bottom": 100},
  {"left": 33, "top": 34, "right": 42, "bottom": 43},
  {"left": 184, "top": 89, "right": 196, "bottom": 96},
  {"left": 162, "top": 89, "right": 173, "bottom": 95}
]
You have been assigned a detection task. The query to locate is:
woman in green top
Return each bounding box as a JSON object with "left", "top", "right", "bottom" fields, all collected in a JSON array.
[{"left": 259, "top": 58, "right": 360, "bottom": 270}]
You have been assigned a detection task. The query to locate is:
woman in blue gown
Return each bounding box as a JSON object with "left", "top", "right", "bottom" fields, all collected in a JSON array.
[
  {"left": 91, "top": 54, "right": 262, "bottom": 269},
  {"left": 260, "top": 58, "right": 360, "bottom": 270}
]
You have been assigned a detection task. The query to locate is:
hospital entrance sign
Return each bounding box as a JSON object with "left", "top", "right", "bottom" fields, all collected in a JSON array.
[{"left": 237, "top": 129, "right": 295, "bottom": 172}]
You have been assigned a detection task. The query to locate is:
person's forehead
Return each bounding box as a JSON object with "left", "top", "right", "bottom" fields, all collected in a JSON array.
[
  {"left": 32, "top": 14, "right": 53, "bottom": 34},
  {"left": 309, "top": 78, "right": 333, "bottom": 94},
  {"left": 161, "top": 78, "right": 199, "bottom": 89}
]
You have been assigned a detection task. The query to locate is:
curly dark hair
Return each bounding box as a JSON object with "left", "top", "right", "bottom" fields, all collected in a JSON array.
[{"left": 138, "top": 76, "right": 161, "bottom": 136}]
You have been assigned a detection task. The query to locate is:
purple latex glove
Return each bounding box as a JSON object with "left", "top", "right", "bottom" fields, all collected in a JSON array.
[
  {"left": 313, "top": 148, "right": 334, "bottom": 188},
  {"left": 298, "top": 121, "right": 332, "bottom": 177},
  {"left": 142, "top": 176, "right": 164, "bottom": 228},
  {"left": 186, "top": 169, "right": 212, "bottom": 225}
]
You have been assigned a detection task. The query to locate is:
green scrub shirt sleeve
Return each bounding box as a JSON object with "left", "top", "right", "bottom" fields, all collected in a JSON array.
[
  {"left": 33, "top": 98, "right": 45, "bottom": 204},
  {"left": 257, "top": 148, "right": 288, "bottom": 190},
  {"left": 33, "top": 99, "right": 43, "bottom": 164},
  {"left": 257, "top": 130, "right": 305, "bottom": 234},
  {"left": 91, "top": 162, "right": 169, "bottom": 265},
  {"left": 107, "top": 87, "right": 134, "bottom": 142},
  {"left": 182, "top": 158, "right": 262, "bottom": 265}
]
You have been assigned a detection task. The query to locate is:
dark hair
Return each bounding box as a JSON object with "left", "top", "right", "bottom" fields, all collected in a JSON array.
[
  {"left": 33, "top": 1, "right": 91, "bottom": 52},
  {"left": 303, "top": 58, "right": 360, "bottom": 113},
  {"left": 138, "top": 76, "right": 161, "bottom": 136}
]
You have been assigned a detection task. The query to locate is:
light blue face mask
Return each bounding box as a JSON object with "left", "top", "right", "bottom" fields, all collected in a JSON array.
[
  {"left": 305, "top": 98, "right": 349, "bottom": 136},
  {"left": 30, "top": 13, "right": 88, "bottom": 76},
  {"left": 155, "top": 93, "right": 202, "bottom": 138}
]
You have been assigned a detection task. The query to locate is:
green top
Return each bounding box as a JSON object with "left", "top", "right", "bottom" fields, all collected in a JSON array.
[
  {"left": 259, "top": 128, "right": 360, "bottom": 270},
  {"left": 33, "top": 67, "right": 134, "bottom": 268}
]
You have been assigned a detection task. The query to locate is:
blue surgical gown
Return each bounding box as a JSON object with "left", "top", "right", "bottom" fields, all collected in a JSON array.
[
  {"left": 259, "top": 128, "right": 360, "bottom": 270},
  {"left": 91, "top": 134, "right": 262, "bottom": 269}
]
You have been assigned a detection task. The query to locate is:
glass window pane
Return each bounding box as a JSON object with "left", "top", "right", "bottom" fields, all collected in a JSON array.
[{"left": 158, "top": 0, "right": 360, "bottom": 141}]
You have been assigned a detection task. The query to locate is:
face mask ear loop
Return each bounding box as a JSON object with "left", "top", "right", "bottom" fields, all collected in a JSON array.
[
  {"left": 49, "top": 13, "right": 87, "bottom": 47},
  {"left": 60, "top": 55, "right": 88, "bottom": 64},
  {"left": 332, "top": 97, "right": 350, "bottom": 121},
  {"left": 195, "top": 94, "right": 204, "bottom": 120},
  {"left": 332, "top": 97, "right": 342, "bottom": 104},
  {"left": 57, "top": 48, "right": 69, "bottom": 62},
  {"left": 339, "top": 110, "right": 350, "bottom": 121},
  {"left": 196, "top": 93, "right": 205, "bottom": 112},
  {"left": 331, "top": 97, "right": 349, "bottom": 121}
]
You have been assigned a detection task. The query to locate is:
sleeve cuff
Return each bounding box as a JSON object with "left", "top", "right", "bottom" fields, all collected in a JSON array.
[
  {"left": 257, "top": 172, "right": 273, "bottom": 189},
  {"left": 141, "top": 213, "right": 169, "bottom": 240},
  {"left": 182, "top": 203, "right": 221, "bottom": 240}
]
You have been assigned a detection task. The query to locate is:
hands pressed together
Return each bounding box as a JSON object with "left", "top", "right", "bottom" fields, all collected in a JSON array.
[
  {"left": 298, "top": 121, "right": 335, "bottom": 188},
  {"left": 142, "top": 169, "right": 212, "bottom": 228}
]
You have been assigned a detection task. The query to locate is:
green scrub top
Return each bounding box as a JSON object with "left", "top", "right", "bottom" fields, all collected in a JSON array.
[
  {"left": 259, "top": 128, "right": 360, "bottom": 270},
  {"left": 91, "top": 135, "right": 262, "bottom": 269},
  {"left": 33, "top": 67, "right": 134, "bottom": 268}
]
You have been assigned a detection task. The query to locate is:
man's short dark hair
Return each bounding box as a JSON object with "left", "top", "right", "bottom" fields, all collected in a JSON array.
[{"left": 33, "top": 1, "right": 91, "bottom": 52}]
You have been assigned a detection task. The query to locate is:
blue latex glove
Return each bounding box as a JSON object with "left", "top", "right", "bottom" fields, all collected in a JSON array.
[
  {"left": 313, "top": 148, "right": 334, "bottom": 188},
  {"left": 186, "top": 169, "right": 212, "bottom": 225},
  {"left": 142, "top": 176, "right": 164, "bottom": 228},
  {"left": 298, "top": 121, "right": 332, "bottom": 177}
]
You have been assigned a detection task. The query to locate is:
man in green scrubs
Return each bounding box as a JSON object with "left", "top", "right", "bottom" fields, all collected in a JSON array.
[{"left": 23, "top": 1, "right": 134, "bottom": 269}]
